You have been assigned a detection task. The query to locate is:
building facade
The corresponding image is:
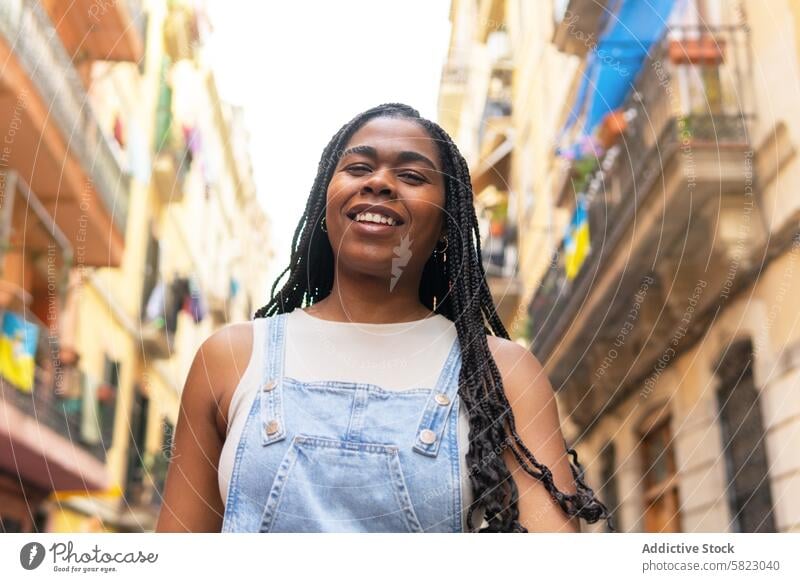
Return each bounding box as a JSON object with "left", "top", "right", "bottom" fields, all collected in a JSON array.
[
  {"left": 440, "top": 0, "right": 800, "bottom": 533},
  {"left": 0, "top": 0, "right": 271, "bottom": 533}
]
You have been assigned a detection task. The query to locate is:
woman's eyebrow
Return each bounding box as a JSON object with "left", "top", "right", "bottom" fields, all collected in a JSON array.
[
  {"left": 340, "top": 144, "right": 438, "bottom": 171},
  {"left": 396, "top": 151, "right": 438, "bottom": 171},
  {"left": 340, "top": 145, "right": 377, "bottom": 159}
]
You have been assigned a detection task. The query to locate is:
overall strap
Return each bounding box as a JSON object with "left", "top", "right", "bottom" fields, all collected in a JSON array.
[
  {"left": 260, "top": 312, "right": 288, "bottom": 446},
  {"left": 412, "top": 333, "right": 462, "bottom": 457}
]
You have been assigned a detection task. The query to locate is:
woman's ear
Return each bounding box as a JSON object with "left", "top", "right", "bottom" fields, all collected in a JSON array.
[{"left": 437, "top": 215, "right": 448, "bottom": 241}]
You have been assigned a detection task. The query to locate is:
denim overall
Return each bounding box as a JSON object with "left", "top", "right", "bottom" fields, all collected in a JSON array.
[{"left": 221, "top": 312, "right": 465, "bottom": 532}]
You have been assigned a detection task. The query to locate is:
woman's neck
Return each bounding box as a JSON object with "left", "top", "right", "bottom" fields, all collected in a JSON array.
[{"left": 306, "top": 277, "right": 433, "bottom": 323}]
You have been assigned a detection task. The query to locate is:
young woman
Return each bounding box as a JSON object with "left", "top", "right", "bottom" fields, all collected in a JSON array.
[{"left": 156, "top": 104, "right": 613, "bottom": 533}]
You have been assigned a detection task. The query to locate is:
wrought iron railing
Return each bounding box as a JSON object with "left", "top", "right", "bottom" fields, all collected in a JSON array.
[
  {"left": 0, "top": 314, "right": 106, "bottom": 462},
  {"left": 441, "top": 61, "right": 469, "bottom": 86},
  {"left": 482, "top": 236, "right": 518, "bottom": 279},
  {"left": 531, "top": 24, "right": 753, "bottom": 350},
  {"left": 0, "top": 0, "right": 130, "bottom": 236}
]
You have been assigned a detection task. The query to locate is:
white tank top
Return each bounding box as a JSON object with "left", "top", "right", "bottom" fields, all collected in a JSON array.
[{"left": 218, "top": 308, "right": 485, "bottom": 531}]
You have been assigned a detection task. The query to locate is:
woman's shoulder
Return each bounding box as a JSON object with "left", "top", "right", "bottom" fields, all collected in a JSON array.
[
  {"left": 199, "top": 319, "right": 259, "bottom": 363},
  {"left": 199, "top": 315, "right": 277, "bottom": 359},
  {"left": 485, "top": 335, "right": 552, "bottom": 401},
  {"left": 192, "top": 319, "right": 271, "bottom": 439}
]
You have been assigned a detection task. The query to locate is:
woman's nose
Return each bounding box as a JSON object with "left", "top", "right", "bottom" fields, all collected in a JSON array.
[{"left": 362, "top": 169, "right": 396, "bottom": 198}]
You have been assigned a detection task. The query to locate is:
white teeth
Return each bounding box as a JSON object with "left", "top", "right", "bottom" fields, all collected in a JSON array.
[{"left": 354, "top": 212, "right": 396, "bottom": 226}]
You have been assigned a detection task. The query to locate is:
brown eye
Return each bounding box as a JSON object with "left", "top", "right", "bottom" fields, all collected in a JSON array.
[
  {"left": 399, "top": 172, "right": 425, "bottom": 184},
  {"left": 346, "top": 164, "right": 371, "bottom": 175}
]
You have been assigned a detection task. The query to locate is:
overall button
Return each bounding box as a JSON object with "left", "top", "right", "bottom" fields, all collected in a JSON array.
[
  {"left": 262, "top": 379, "right": 277, "bottom": 392},
  {"left": 434, "top": 393, "right": 450, "bottom": 406},
  {"left": 419, "top": 429, "right": 436, "bottom": 445},
  {"left": 264, "top": 420, "right": 281, "bottom": 435}
]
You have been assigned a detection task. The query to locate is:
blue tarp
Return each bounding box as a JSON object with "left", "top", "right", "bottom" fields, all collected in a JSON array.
[{"left": 558, "top": 0, "right": 678, "bottom": 156}]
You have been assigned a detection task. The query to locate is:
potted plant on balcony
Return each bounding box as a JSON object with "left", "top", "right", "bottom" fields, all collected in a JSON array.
[
  {"left": 598, "top": 109, "right": 628, "bottom": 149},
  {"left": 571, "top": 155, "right": 599, "bottom": 196},
  {"left": 668, "top": 35, "right": 725, "bottom": 65},
  {"left": 676, "top": 114, "right": 695, "bottom": 141}
]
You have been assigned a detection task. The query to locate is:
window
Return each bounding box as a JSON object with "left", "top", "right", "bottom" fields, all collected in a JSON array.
[
  {"left": 140, "top": 222, "right": 160, "bottom": 318},
  {"left": 98, "top": 356, "right": 120, "bottom": 448},
  {"left": 715, "top": 339, "right": 776, "bottom": 532},
  {"left": 640, "top": 416, "right": 681, "bottom": 532},
  {"left": 599, "top": 441, "right": 619, "bottom": 529},
  {"left": 125, "top": 386, "right": 150, "bottom": 503}
]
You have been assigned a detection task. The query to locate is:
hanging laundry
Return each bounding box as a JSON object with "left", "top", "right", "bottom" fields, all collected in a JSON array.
[
  {"left": 113, "top": 115, "right": 126, "bottom": 148},
  {"left": 182, "top": 277, "right": 206, "bottom": 323},
  {"left": 80, "top": 370, "right": 102, "bottom": 445},
  {"left": 556, "top": 0, "right": 677, "bottom": 160},
  {"left": 0, "top": 310, "right": 40, "bottom": 392},
  {"left": 56, "top": 363, "right": 83, "bottom": 401},
  {"left": 145, "top": 280, "right": 166, "bottom": 323},
  {"left": 127, "top": 118, "right": 152, "bottom": 183},
  {"left": 166, "top": 277, "right": 190, "bottom": 333},
  {"left": 564, "top": 196, "right": 591, "bottom": 280},
  {"left": 57, "top": 362, "right": 83, "bottom": 431},
  {"left": 182, "top": 125, "right": 201, "bottom": 170},
  {"left": 184, "top": 125, "right": 202, "bottom": 156}
]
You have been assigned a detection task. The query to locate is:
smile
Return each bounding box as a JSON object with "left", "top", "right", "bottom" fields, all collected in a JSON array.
[
  {"left": 344, "top": 204, "right": 406, "bottom": 235},
  {"left": 353, "top": 212, "right": 398, "bottom": 226}
]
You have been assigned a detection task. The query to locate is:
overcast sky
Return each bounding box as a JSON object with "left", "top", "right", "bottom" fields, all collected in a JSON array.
[{"left": 204, "top": 1, "right": 452, "bottom": 293}]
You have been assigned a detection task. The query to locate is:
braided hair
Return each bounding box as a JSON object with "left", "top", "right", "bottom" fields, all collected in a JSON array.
[{"left": 254, "top": 103, "right": 615, "bottom": 532}]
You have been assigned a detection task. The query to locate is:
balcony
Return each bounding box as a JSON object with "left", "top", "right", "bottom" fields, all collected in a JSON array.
[
  {"left": 473, "top": 91, "right": 518, "bottom": 329},
  {"left": 152, "top": 59, "right": 190, "bottom": 204},
  {"left": 0, "top": 314, "right": 109, "bottom": 494},
  {"left": 140, "top": 320, "right": 173, "bottom": 360},
  {"left": 482, "top": 225, "right": 521, "bottom": 327},
  {"left": 41, "top": 0, "right": 145, "bottom": 63},
  {"left": 552, "top": 0, "right": 611, "bottom": 57},
  {"left": 152, "top": 147, "right": 189, "bottom": 204},
  {"left": 0, "top": 0, "right": 129, "bottom": 266},
  {"left": 529, "top": 25, "right": 765, "bottom": 430},
  {"left": 438, "top": 59, "right": 469, "bottom": 138}
]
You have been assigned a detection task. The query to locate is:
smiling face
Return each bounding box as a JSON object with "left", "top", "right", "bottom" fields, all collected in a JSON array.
[{"left": 325, "top": 116, "right": 446, "bottom": 281}]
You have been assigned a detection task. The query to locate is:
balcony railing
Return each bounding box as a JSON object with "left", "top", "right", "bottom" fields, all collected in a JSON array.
[
  {"left": 0, "top": 0, "right": 129, "bottom": 235},
  {"left": 481, "top": 214, "right": 522, "bottom": 327},
  {"left": 483, "top": 236, "right": 518, "bottom": 279},
  {"left": 0, "top": 314, "right": 106, "bottom": 462},
  {"left": 528, "top": 247, "right": 568, "bottom": 334},
  {"left": 441, "top": 61, "right": 469, "bottom": 86},
  {"left": 531, "top": 24, "right": 753, "bottom": 354}
]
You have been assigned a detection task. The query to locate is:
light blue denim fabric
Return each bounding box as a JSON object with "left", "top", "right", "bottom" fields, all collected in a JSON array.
[{"left": 221, "top": 312, "right": 464, "bottom": 532}]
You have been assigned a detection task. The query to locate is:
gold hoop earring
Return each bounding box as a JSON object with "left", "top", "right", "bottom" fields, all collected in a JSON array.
[
  {"left": 434, "top": 234, "right": 448, "bottom": 264},
  {"left": 320, "top": 216, "right": 328, "bottom": 233}
]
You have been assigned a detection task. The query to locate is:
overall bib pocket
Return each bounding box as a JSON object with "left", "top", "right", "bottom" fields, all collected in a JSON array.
[{"left": 259, "top": 435, "right": 424, "bottom": 533}]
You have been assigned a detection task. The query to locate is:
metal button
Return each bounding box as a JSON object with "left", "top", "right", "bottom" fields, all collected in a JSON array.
[
  {"left": 262, "top": 379, "right": 277, "bottom": 392},
  {"left": 434, "top": 393, "right": 450, "bottom": 406},
  {"left": 264, "top": 420, "right": 281, "bottom": 435},
  {"left": 419, "top": 429, "right": 437, "bottom": 445}
]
